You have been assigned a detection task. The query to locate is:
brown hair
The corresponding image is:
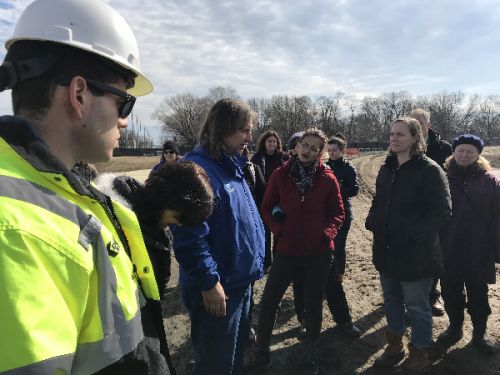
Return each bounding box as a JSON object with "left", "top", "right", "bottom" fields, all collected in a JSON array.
[
  {"left": 300, "top": 128, "right": 328, "bottom": 152},
  {"left": 327, "top": 136, "right": 347, "bottom": 151},
  {"left": 144, "top": 161, "right": 214, "bottom": 226},
  {"left": 389, "top": 117, "right": 426, "bottom": 156},
  {"left": 198, "top": 99, "right": 255, "bottom": 158},
  {"left": 256, "top": 130, "right": 283, "bottom": 155}
]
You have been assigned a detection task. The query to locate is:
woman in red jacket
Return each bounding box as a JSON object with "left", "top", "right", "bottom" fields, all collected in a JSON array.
[{"left": 247, "top": 128, "right": 344, "bottom": 372}]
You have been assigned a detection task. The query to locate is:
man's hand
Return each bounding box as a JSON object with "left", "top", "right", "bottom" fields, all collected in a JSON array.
[
  {"left": 202, "top": 281, "right": 228, "bottom": 317},
  {"left": 338, "top": 273, "right": 344, "bottom": 283}
]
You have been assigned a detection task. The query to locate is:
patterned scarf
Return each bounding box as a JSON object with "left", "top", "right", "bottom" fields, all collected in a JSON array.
[{"left": 289, "top": 156, "right": 319, "bottom": 197}]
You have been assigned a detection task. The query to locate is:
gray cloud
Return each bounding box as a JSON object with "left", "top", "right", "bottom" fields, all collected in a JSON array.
[{"left": 0, "top": 0, "right": 499, "bottom": 142}]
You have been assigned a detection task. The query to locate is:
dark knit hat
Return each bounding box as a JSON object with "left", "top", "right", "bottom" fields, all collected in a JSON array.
[
  {"left": 163, "top": 140, "right": 180, "bottom": 154},
  {"left": 451, "top": 134, "right": 484, "bottom": 153},
  {"left": 287, "top": 131, "right": 304, "bottom": 150}
]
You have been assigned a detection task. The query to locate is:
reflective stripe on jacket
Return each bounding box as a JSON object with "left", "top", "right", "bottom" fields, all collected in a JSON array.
[{"left": 0, "top": 117, "right": 159, "bottom": 374}]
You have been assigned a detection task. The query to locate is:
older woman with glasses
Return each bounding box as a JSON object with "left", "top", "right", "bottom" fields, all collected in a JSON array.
[{"left": 247, "top": 128, "right": 344, "bottom": 372}]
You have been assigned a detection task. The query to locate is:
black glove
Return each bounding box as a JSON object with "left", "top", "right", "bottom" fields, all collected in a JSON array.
[{"left": 113, "top": 176, "right": 143, "bottom": 207}]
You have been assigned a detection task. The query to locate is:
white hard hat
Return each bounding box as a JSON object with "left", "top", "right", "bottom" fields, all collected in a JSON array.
[{"left": 5, "top": 0, "right": 153, "bottom": 96}]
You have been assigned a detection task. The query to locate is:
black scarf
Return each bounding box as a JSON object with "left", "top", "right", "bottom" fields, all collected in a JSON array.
[{"left": 289, "top": 156, "right": 318, "bottom": 196}]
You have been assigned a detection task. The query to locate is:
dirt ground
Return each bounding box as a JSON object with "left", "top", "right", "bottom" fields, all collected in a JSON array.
[{"left": 101, "top": 147, "right": 500, "bottom": 375}]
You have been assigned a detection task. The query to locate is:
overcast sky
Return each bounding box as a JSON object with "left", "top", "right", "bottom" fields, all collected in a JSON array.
[{"left": 1, "top": 0, "right": 499, "bottom": 144}]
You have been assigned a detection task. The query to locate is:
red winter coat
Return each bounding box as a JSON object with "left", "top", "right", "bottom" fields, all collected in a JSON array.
[{"left": 261, "top": 159, "right": 344, "bottom": 256}]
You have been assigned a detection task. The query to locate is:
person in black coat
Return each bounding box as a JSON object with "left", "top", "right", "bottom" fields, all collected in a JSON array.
[
  {"left": 240, "top": 144, "right": 266, "bottom": 342},
  {"left": 324, "top": 136, "right": 361, "bottom": 336},
  {"left": 251, "top": 130, "right": 286, "bottom": 270},
  {"left": 92, "top": 162, "right": 215, "bottom": 375},
  {"left": 410, "top": 108, "right": 453, "bottom": 316},
  {"left": 241, "top": 144, "right": 266, "bottom": 208},
  {"left": 366, "top": 117, "right": 451, "bottom": 371}
]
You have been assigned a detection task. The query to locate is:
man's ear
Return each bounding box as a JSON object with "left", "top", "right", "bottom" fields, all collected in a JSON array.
[{"left": 67, "top": 76, "right": 91, "bottom": 120}]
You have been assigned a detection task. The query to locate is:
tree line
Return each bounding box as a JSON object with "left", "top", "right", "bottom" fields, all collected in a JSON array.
[{"left": 153, "top": 86, "right": 500, "bottom": 147}]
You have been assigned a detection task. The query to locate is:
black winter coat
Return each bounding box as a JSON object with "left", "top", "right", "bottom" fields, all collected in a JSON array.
[
  {"left": 243, "top": 161, "right": 266, "bottom": 208},
  {"left": 251, "top": 151, "right": 285, "bottom": 182},
  {"left": 426, "top": 128, "right": 452, "bottom": 169},
  {"left": 366, "top": 154, "right": 452, "bottom": 281},
  {"left": 326, "top": 157, "right": 359, "bottom": 220}
]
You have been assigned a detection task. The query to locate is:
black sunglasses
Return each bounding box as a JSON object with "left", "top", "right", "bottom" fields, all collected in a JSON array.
[
  {"left": 59, "top": 78, "right": 136, "bottom": 119},
  {"left": 85, "top": 79, "right": 136, "bottom": 119},
  {"left": 164, "top": 150, "right": 177, "bottom": 155}
]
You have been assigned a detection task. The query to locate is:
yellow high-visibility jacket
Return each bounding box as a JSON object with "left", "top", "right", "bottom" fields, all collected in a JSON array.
[{"left": 0, "top": 116, "right": 160, "bottom": 374}]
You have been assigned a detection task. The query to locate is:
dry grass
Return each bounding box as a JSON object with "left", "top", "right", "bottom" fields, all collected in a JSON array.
[
  {"left": 483, "top": 145, "right": 500, "bottom": 168},
  {"left": 96, "top": 146, "right": 500, "bottom": 174},
  {"left": 95, "top": 156, "right": 159, "bottom": 173}
]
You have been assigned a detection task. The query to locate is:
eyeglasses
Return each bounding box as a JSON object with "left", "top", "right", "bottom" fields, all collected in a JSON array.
[
  {"left": 58, "top": 78, "right": 136, "bottom": 119},
  {"left": 163, "top": 150, "right": 177, "bottom": 155},
  {"left": 299, "top": 142, "right": 321, "bottom": 153},
  {"left": 85, "top": 79, "right": 136, "bottom": 119}
]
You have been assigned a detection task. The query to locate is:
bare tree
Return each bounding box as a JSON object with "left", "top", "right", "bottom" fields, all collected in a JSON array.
[
  {"left": 343, "top": 95, "right": 360, "bottom": 142},
  {"left": 267, "top": 95, "right": 314, "bottom": 142},
  {"left": 381, "top": 91, "right": 413, "bottom": 120},
  {"left": 475, "top": 95, "right": 500, "bottom": 139},
  {"left": 153, "top": 87, "right": 241, "bottom": 147},
  {"left": 153, "top": 89, "right": 500, "bottom": 148},
  {"left": 313, "top": 93, "right": 344, "bottom": 137},
  {"left": 153, "top": 93, "right": 210, "bottom": 146},
  {"left": 248, "top": 97, "right": 271, "bottom": 140},
  {"left": 206, "top": 86, "right": 240, "bottom": 104},
  {"left": 358, "top": 96, "right": 387, "bottom": 142},
  {"left": 428, "top": 91, "right": 465, "bottom": 140}
]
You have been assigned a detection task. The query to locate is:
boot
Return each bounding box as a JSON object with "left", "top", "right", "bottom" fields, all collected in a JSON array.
[
  {"left": 337, "top": 321, "right": 362, "bottom": 339},
  {"left": 374, "top": 330, "right": 405, "bottom": 368},
  {"left": 472, "top": 317, "right": 496, "bottom": 354},
  {"left": 437, "top": 323, "right": 463, "bottom": 346},
  {"left": 431, "top": 298, "right": 445, "bottom": 317},
  {"left": 243, "top": 346, "right": 271, "bottom": 372},
  {"left": 400, "top": 343, "right": 432, "bottom": 371},
  {"left": 302, "top": 341, "right": 321, "bottom": 375}
]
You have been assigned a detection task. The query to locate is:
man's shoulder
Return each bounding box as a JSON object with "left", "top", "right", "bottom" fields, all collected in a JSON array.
[
  {"left": 428, "top": 129, "right": 451, "bottom": 148},
  {"left": 183, "top": 147, "right": 219, "bottom": 173},
  {"left": 339, "top": 158, "right": 356, "bottom": 171}
]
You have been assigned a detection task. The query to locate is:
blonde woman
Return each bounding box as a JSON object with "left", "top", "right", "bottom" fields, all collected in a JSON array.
[{"left": 366, "top": 117, "right": 451, "bottom": 371}]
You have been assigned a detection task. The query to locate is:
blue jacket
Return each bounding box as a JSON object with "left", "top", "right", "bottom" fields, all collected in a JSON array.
[{"left": 172, "top": 145, "right": 265, "bottom": 291}]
